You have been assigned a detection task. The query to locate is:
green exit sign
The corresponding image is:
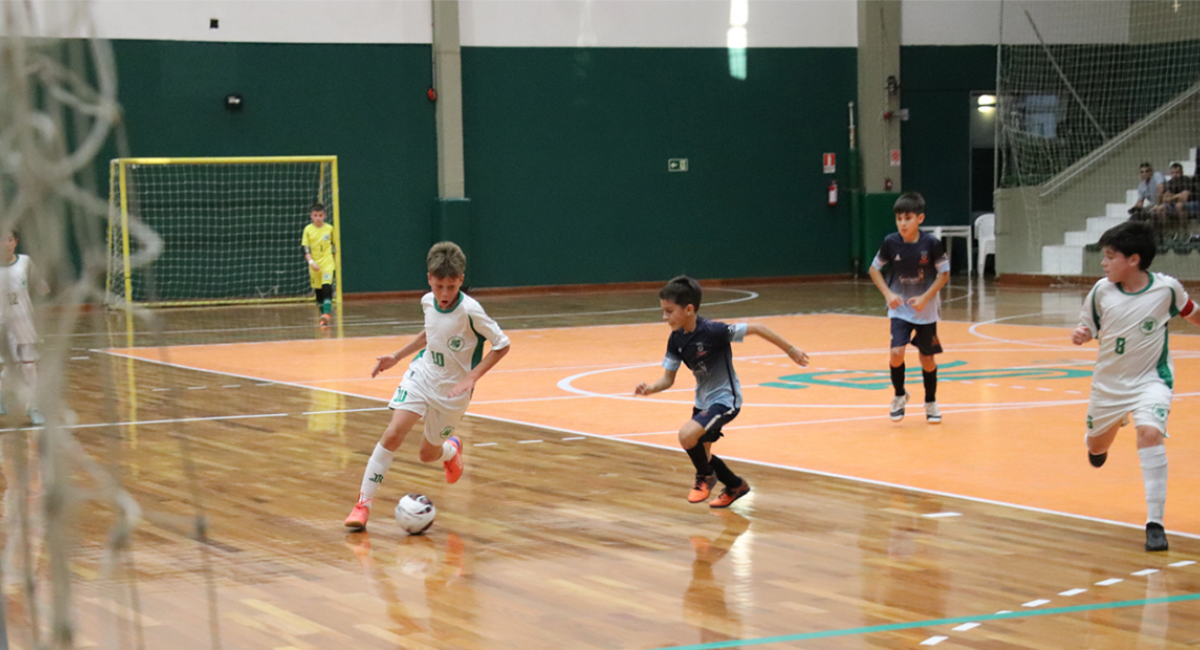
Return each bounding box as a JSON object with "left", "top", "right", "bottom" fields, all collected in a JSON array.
[{"left": 668, "top": 158, "right": 688, "bottom": 172}]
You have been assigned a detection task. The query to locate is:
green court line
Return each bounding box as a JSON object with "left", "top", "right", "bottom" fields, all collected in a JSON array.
[{"left": 642, "top": 592, "right": 1200, "bottom": 650}]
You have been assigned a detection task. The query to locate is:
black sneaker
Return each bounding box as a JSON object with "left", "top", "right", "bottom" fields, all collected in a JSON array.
[
  {"left": 1088, "top": 451, "right": 1107, "bottom": 468},
  {"left": 1145, "top": 523, "right": 1169, "bottom": 552}
]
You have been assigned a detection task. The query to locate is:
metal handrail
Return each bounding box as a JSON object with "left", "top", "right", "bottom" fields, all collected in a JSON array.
[{"left": 1037, "top": 77, "right": 1200, "bottom": 198}]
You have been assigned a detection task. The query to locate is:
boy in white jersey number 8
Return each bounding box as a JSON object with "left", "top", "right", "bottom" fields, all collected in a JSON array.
[
  {"left": 1072, "top": 221, "right": 1200, "bottom": 552},
  {"left": 345, "top": 242, "right": 511, "bottom": 531}
]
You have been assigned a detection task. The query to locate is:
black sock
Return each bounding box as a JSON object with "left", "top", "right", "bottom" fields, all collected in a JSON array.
[
  {"left": 710, "top": 455, "right": 741, "bottom": 488},
  {"left": 923, "top": 368, "right": 937, "bottom": 403},
  {"left": 686, "top": 443, "right": 712, "bottom": 476},
  {"left": 891, "top": 364, "right": 906, "bottom": 396}
]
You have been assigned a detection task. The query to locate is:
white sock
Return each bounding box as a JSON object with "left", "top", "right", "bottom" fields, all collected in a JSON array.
[
  {"left": 20, "top": 363, "right": 36, "bottom": 411},
  {"left": 438, "top": 440, "right": 458, "bottom": 463},
  {"left": 358, "top": 443, "right": 395, "bottom": 506},
  {"left": 1138, "top": 444, "right": 1168, "bottom": 524}
]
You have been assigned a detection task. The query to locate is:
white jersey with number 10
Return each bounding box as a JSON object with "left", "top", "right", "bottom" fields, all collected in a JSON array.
[{"left": 404, "top": 292, "right": 509, "bottom": 409}]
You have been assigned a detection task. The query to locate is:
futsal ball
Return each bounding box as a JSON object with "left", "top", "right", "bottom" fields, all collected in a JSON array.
[{"left": 395, "top": 494, "right": 437, "bottom": 535}]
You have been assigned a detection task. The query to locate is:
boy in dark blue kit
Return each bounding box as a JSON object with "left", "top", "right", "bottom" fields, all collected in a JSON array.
[
  {"left": 634, "top": 276, "right": 809, "bottom": 507},
  {"left": 867, "top": 192, "right": 950, "bottom": 423}
]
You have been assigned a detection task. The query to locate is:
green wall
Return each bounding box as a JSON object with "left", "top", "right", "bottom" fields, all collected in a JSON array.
[
  {"left": 461, "top": 47, "right": 858, "bottom": 287},
  {"left": 899, "top": 45, "right": 997, "bottom": 227},
  {"left": 105, "top": 42, "right": 858, "bottom": 292},
  {"left": 108, "top": 41, "right": 439, "bottom": 293}
]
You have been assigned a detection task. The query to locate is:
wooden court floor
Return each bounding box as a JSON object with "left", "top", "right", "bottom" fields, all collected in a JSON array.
[{"left": 3, "top": 279, "right": 1200, "bottom": 650}]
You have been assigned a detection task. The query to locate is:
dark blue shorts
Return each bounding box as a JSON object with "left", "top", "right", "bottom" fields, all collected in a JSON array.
[
  {"left": 890, "top": 318, "right": 943, "bottom": 356},
  {"left": 692, "top": 404, "right": 740, "bottom": 443}
]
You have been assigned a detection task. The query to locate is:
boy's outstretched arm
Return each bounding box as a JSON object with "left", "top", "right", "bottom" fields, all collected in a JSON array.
[
  {"left": 1182, "top": 299, "right": 1200, "bottom": 328},
  {"left": 449, "top": 344, "right": 511, "bottom": 397},
  {"left": 635, "top": 369, "right": 677, "bottom": 396},
  {"left": 372, "top": 331, "right": 428, "bottom": 377},
  {"left": 746, "top": 323, "right": 809, "bottom": 366},
  {"left": 868, "top": 266, "right": 903, "bottom": 309}
]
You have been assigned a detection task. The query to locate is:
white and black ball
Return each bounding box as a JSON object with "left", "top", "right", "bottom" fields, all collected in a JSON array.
[{"left": 394, "top": 493, "right": 437, "bottom": 535}]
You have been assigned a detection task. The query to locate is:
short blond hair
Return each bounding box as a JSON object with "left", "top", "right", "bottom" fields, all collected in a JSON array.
[{"left": 427, "top": 241, "right": 466, "bottom": 278}]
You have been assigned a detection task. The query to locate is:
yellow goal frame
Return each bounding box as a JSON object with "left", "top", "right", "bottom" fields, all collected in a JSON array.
[{"left": 107, "top": 155, "right": 342, "bottom": 309}]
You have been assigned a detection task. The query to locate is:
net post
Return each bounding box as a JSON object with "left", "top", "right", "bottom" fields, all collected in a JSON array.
[{"left": 118, "top": 159, "right": 134, "bottom": 309}]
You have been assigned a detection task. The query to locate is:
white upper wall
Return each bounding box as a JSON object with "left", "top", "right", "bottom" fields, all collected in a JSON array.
[
  {"left": 9, "top": 0, "right": 857, "bottom": 46},
  {"left": 902, "top": 0, "right": 1130, "bottom": 46},
  {"left": 5, "top": 0, "right": 1134, "bottom": 47},
  {"left": 460, "top": 1, "right": 857, "bottom": 48}
]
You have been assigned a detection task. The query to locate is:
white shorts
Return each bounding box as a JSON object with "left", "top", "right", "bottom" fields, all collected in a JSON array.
[
  {"left": 1086, "top": 383, "right": 1173, "bottom": 437},
  {"left": 5, "top": 338, "right": 36, "bottom": 363},
  {"left": 388, "top": 378, "right": 467, "bottom": 446}
]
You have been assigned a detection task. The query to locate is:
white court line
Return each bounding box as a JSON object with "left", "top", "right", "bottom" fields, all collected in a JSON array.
[
  {"left": 473, "top": 442, "right": 498, "bottom": 447},
  {"left": 518, "top": 439, "right": 543, "bottom": 444},
  {"left": 1169, "top": 560, "right": 1196, "bottom": 567},
  {"left": 1022, "top": 599, "right": 1050, "bottom": 608},
  {"left": 1059, "top": 588, "right": 1087, "bottom": 596},
  {"left": 952, "top": 622, "right": 980, "bottom": 632},
  {"left": 922, "top": 512, "right": 961, "bottom": 518},
  {"left": 0, "top": 412, "right": 291, "bottom": 434},
  {"left": 562, "top": 436, "right": 586, "bottom": 441},
  {"left": 89, "top": 288, "right": 760, "bottom": 348},
  {"left": 1095, "top": 578, "right": 1123, "bottom": 586},
  {"left": 920, "top": 637, "right": 947, "bottom": 646},
  {"left": 1131, "top": 569, "right": 1159, "bottom": 576}
]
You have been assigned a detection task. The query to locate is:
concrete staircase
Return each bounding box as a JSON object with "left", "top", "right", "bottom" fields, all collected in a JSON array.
[{"left": 1041, "top": 149, "right": 1197, "bottom": 275}]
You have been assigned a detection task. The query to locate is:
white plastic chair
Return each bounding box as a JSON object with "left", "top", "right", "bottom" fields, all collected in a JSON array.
[{"left": 975, "top": 213, "right": 995, "bottom": 278}]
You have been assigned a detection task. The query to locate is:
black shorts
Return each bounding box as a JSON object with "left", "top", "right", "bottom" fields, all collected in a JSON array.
[
  {"left": 691, "top": 404, "right": 740, "bottom": 443},
  {"left": 890, "top": 318, "right": 943, "bottom": 356}
]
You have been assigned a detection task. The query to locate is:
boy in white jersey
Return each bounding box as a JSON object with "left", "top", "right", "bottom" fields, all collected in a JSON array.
[
  {"left": 0, "top": 231, "right": 46, "bottom": 425},
  {"left": 345, "top": 241, "right": 510, "bottom": 531},
  {"left": 1072, "top": 221, "right": 1200, "bottom": 552}
]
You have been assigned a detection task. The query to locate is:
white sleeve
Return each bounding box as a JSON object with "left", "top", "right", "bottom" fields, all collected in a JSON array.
[
  {"left": 467, "top": 301, "right": 510, "bottom": 350},
  {"left": 1164, "top": 275, "right": 1192, "bottom": 317},
  {"left": 1080, "top": 281, "right": 1102, "bottom": 336}
]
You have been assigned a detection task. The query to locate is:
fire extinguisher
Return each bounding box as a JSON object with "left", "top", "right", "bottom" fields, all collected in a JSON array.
[{"left": 828, "top": 179, "right": 838, "bottom": 207}]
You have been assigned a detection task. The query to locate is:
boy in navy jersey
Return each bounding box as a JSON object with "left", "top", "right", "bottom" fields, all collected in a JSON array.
[
  {"left": 868, "top": 192, "right": 950, "bottom": 423},
  {"left": 634, "top": 276, "right": 809, "bottom": 507}
]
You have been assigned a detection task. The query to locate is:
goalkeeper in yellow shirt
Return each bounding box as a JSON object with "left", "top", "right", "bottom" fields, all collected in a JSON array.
[{"left": 301, "top": 203, "right": 336, "bottom": 326}]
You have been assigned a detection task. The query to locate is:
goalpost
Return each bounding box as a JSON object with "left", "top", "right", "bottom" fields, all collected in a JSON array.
[{"left": 107, "top": 155, "right": 342, "bottom": 307}]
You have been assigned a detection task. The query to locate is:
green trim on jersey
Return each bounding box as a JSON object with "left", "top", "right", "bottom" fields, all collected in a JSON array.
[
  {"left": 434, "top": 292, "right": 464, "bottom": 314},
  {"left": 1117, "top": 273, "right": 1154, "bottom": 296},
  {"left": 414, "top": 348, "right": 426, "bottom": 360},
  {"left": 468, "top": 315, "right": 486, "bottom": 369},
  {"left": 1170, "top": 287, "right": 1180, "bottom": 317},
  {"left": 1091, "top": 289, "right": 1101, "bottom": 332},
  {"left": 1157, "top": 328, "right": 1173, "bottom": 388}
]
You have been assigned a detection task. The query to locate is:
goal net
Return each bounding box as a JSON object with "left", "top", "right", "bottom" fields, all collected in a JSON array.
[
  {"left": 996, "top": 0, "right": 1200, "bottom": 276},
  {"left": 107, "top": 156, "right": 341, "bottom": 307}
]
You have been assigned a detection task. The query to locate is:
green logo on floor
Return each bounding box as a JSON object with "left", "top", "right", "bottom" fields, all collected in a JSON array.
[{"left": 762, "top": 360, "right": 1092, "bottom": 390}]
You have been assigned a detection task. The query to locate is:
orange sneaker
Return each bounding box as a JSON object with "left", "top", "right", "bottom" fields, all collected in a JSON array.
[
  {"left": 344, "top": 500, "right": 371, "bottom": 531},
  {"left": 444, "top": 436, "right": 464, "bottom": 484},
  {"left": 687, "top": 473, "right": 717, "bottom": 503},
  {"left": 319, "top": 314, "right": 331, "bottom": 328},
  {"left": 709, "top": 481, "right": 751, "bottom": 509}
]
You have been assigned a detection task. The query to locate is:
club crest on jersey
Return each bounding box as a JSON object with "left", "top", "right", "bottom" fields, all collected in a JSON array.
[
  {"left": 1153, "top": 404, "right": 1169, "bottom": 420},
  {"left": 1140, "top": 318, "right": 1156, "bottom": 334},
  {"left": 920, "top": 251, "right": 929, "bottom": 264},
  {"left": 448, "top": 335, "right": 465, "bottom": 351},
  {"left": 695, "top": 343, "right": 706, "bottom": 357},
  {"left": 440, "top": 426, "right": 455, "bottom": 439}
]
